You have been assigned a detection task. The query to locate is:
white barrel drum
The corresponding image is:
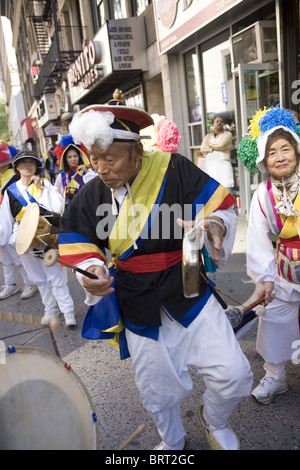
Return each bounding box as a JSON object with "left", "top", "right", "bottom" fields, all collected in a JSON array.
[{"left": 0, "top": 346, "right": 99, "bottom": 450}]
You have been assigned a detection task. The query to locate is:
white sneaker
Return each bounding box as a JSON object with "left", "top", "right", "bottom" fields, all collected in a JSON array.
[
  {"left": 64, "top": 312, "right": 77, "bottom": 327},
  {"left": 20, "top": 285, "right": 38, "bottom": 299},
  {"left": 41, "top": 309, "right": 60, "bottom": 326},
  {"left": 0, "top": 284, "right": 20, "bottom": 300},
  {"left": 252, "top": 376, "right": 288, "bottom": 404},
  {"left": 154, "top": 437, "right": 185, "bottom": 450}
]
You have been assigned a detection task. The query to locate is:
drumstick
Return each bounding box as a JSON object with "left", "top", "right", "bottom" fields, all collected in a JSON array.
[
  {"left": 117, "top": 424, "right": 146, "bottom": 450},
  {"left": 0, "top": 310, "right": 61, "bottom": 330},
  {"left": 58, "top": 259, "right": 99, "bottom": 280},
  {"left": 0, "top": 311, "right": 43, "bottom": 325},
  {"left": 199, "top": 271, "right": 228, "bottom": 309},
  {"left": 43, "top": 250, "right": 98, "bottom": 279}
]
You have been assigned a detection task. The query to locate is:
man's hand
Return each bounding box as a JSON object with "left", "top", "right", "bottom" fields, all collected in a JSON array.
[
  {"left": 177, "top": 216, "right": 226, "bottom": 265},
  {"left": 82, "top": 265, "right": 114, "bottom": 297}
]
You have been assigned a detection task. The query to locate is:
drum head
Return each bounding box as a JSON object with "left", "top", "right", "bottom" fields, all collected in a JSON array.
[
  {"left": 0, "top": 346, "right": 99, "bottom": 450},
  {"left": 16, "top": 203, "right": 40, "bottom": 255}
]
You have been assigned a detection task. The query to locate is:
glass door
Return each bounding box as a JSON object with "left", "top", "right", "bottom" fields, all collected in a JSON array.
[{"left": 236, "top": 62, "right": 279, "bottom": 216}]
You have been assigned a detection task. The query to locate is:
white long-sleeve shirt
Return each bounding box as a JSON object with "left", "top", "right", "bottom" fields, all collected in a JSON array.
[
  {"left": 0, "top": 178, "right": 64, "bottom": 246},
  {"left": 247, "top": 188, "right": 300, "bottom": 302}
]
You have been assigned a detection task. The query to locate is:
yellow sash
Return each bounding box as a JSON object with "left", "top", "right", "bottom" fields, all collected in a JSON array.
[
  {"left": 276, "top": 192, "right": 300, "bottom": 239},
  {"left": 0, "top": 168, "right": 14, "bottom": 189},
  {"left": 108, "top": 151, "right": 171, "bottom": 258},
  {"left": 15, "top": 179, "right": 43, "bottom": 222}
]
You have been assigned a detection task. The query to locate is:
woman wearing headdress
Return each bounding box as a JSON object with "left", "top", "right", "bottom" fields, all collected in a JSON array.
[
  {"left": 237, "top": 106, "right": 300, "bottom": 404},
  {"left": 52, "top": 135, "right": 92, "bottom": 205},
  {"left": 0, "top": 150, "right": 76, "bottom": 327}
]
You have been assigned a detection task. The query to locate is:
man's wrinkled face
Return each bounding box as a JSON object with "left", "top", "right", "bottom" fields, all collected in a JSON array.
[{"left": 90, "top": 142, "right": 142, "bottom": 189}]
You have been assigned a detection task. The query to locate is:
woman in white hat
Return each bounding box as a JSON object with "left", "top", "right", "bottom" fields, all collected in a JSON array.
[
  {"left": 0, "top": 151, "right": 76, "bottom": 327},
  {"left": 238, "top": 106, "right": 300, "bottom": 404}
]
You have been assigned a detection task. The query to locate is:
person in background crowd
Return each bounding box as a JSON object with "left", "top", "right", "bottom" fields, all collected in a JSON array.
[
  {"left": 199, "top": 116, "right": 234, "bottom": 192},
  {"left": 0, "top": 141, "right": 38, "bottom": 300},
  {"left": 237, "top": 106, "right": 300, "bottom": 404},
  {"left": 52, "top": 135, "right": 92, "bottom": 206},
  {"left": 58, "top": 93, "right": 253, "bottom": 451},
  {"left": 0, "top": 150, "right": 76, "bottom": 327},
  {"left": 37, "top": 151, "right": 46, "bottom": 178},
  {"left": 45, "top": 149, "right": 57, "bottom": 184}
]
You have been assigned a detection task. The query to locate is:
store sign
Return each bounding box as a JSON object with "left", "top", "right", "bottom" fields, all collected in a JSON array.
[
  {"left": 44, "top": 125, "right": 62, "bottom": 136},
  {"left": 67, "top": 17, "right": 147, "bottom": 105},
  {"left": 109, "top": 18, "right": 147, "bottom": 71},
  {"left": 37, "top": 93, "right": 58, "bottom": 128},
  {"left": 154, "top": 0, "right": 243, "bottom": 54},
  {"left": 69, "top": 41, "right": 102, "bottom": 89}
]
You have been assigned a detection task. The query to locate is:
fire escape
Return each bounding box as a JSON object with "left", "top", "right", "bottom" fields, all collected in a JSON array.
[{"left": 27, "top": 0, "right": 83, "bottom": 99}]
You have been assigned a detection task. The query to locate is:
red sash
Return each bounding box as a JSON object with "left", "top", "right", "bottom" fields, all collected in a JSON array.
[{"left": 115, "top": 250, "right": 182, "bottom": 273}]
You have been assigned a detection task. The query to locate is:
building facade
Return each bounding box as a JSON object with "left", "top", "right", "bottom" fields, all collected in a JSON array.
[{"left": 1, "top": 0, "right": 299, "bottom": 216}]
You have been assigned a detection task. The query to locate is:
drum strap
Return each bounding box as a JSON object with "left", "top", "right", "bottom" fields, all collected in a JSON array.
[{"left": 115, "top": 250, "right": 182, "bottom": 273}]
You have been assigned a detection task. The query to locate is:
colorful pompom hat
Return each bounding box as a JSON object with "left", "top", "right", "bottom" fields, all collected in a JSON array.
[
  {"left": 0, "top": 140, "right": 19, "bottom": 167},
  {"left": 237, "top": 106, "right": 300, "bottom": 174},
  {"left": 52, "top": 134, "right": 90, "bottom": 171},
  {"left": 141, "top": 113, "right": 181, "bottom": 153}
]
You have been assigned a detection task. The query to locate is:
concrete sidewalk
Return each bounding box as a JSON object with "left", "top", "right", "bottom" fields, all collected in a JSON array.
[{"left": 0, "top": 217, "right": 299, "bottom": 450}]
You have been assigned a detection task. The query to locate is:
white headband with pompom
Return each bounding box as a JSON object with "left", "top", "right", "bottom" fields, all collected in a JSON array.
[{"left": 69, "top": 109, "right": 141, "bottom": 150}]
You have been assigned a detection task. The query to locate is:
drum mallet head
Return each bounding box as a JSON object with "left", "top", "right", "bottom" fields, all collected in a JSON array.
[
  {"left": 49, "top": 315, "right": 61, "bottom": 331},
  {"left": 225, "top": 297, "right": 266, "bottom": 329},
  {"left": 44, "top": 249, "right": 59, "bottom": 266}
]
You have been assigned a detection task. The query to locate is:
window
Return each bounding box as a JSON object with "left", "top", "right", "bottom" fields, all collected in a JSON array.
[
  {"left": 109, "top": 0, "right": 127, "bottom": 19},
  {"left": 124, "top": 87, "right": 144, "bottom": 109},
  {"left": 92, "top": 0, "right": 105, "bottom": 32},
  {"left": 96, "top": 0, "right": 105, "bottom": 25},
  {"left": 133, "top": 0, "right": 151, "bottom": 16},
  {"left": 184, "top": 48, "right": 203, "bottom": 163}
]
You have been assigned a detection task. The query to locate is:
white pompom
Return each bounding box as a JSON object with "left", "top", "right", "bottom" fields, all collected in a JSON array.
[{"left": 69, "top": 110, "right": 115, "bottom": 150}]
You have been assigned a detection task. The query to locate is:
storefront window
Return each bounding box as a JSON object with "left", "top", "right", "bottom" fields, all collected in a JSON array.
[
  {"left": 184, "top": 48, "right": 202, "bottom": 163},
  {"left": 124, "top": 87, "right": 144, "bottom": 109},
  {"left": 201, "top": 35, "right": 238, "bottom": 193}
]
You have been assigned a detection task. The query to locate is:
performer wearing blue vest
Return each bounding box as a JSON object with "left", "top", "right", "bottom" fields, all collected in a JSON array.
[
  {"left": 59, "top": 93, "right": 253, "bottom": 450},
  {"left": 0, "top": 151, "right": 76, "bottom": 327}
]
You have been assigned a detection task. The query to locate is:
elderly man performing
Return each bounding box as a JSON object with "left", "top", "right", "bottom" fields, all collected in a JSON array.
[{"left": 59, "top": 95, "right": 253, "bottom": 451}]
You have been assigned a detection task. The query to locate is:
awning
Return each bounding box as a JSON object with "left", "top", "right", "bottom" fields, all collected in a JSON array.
[{"left": 20, "top": 118, "right": 36, "bottom": 144}]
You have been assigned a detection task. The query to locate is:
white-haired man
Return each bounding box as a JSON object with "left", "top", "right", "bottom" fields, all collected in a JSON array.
[{"left": 59, "top": 92, "right": 253, "bottom": 450}]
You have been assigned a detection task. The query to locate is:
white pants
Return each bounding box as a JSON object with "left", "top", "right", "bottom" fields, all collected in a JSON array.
[
  {"left": 0, "top": 244, "right": 31, "bottom": 286},
  {"left": 20, "top": 252, "right": 74, "bottom": 315},
  {"left": 257, "top": 296, "right": 300, "bottom": 364},
  {"left": 126, "top": 296, "right": 253, "bottom": 445}
]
